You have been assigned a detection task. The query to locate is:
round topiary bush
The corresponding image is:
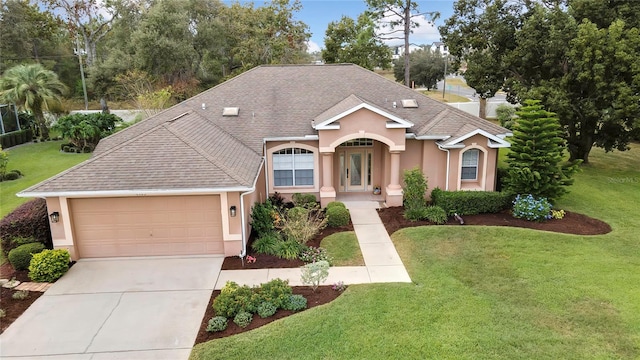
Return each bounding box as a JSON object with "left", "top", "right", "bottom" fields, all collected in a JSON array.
[
  {"left": 206, "top": 316, "right": 228, "bottom": 332},
  {"left": 3, "top": 172, "right": 19, "bottom": 181},
  {"left": 8, "top": 242, "right": 46, "bottom": 270},
  {"left": 326, "top": 206, "right": 350, "bottom": 227},
  {"left": 233, "top": 311, "right": 253, "bottom": 328},
  {"left": 28, "top": 249, "right": 70, "bottom": 282},
  {"left": 257, "top": 301, "right": 277, "bottom": 318},
  {"left": 325, "top": 201, "right": 346, "bottom": 210},
  {"left": 284, "top": 294, "right": 307, "bottom": 311}
]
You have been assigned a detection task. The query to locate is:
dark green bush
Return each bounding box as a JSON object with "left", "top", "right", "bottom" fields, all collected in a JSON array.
[
  {"left": 423, "top": 206, "right": 448, "bottom": 224},
  {"left": 403, "top": 208, "right": 425, "bottom": 222},
  {"left": 28, "top": 249, "right": 70, "bottom": 282},
  {"left": 213, "top": 281, "right": 258, "bottom": 318},
  {"left": 233, "top": 311, "right": 253, "bottom": 328},
  {"left": 0, "top": 198, "right": 52, "bottom": 257},
  {"left": 252, "top": 232, "right": 282, "bottom": 255},
  {"left": 8, "top": 243, "right": 45, "bottom": 270},
  {"left": 325, "top": 201, "right": 346, "bottom": 209},
  {"left": 326, "top": 206, "right": 350, "bottom": 227},
  {"left": 256, "top": 278, "right": 292, "bottom": 309},
  {"left": 206, "top": 316, "right": 228, "bottom": 332},
  {"left": 3, "top": 172, "right": 19, "bottom": 181},
  {"left": 292, "top": 193, "right": 317, "bottom": 208},
  {"left": 431, "top": 188, "right": 512, "bottom": 215},
  {"left": 250, "top": 201, "right": 276, "bottom": 237},
  {"left": 403, "top": 167, "right": 428, "bottom": 220},
  {"left": 283, "top": 294, "right": 307, "bottom": 312},
  {"left": 257, "top": 301, "right": 278, "bottom": 318}
]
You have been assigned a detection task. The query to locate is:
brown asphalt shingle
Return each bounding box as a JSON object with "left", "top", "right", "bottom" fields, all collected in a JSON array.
[{"left": 21, "top": 64, "right": 508, "bottom": 194}]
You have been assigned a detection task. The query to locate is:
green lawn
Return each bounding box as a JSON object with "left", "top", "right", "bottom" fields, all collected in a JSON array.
[
  {"left": 191, "top": 144, "right": 640, "bottom": 359},
  {"left": 1, "top": 141, "right": 90, "bottom": 217},
  {"left": 320, "top": 231, "right": 365, "bottom": 266},
  {"left": 421, "top": 90, "right": 471, "bottom": 103}
]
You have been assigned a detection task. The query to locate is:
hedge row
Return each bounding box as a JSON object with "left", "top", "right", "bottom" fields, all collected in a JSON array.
[
  {"left": 431, "top": 188, "right": 513, "bottom": 215},
  {"left": 1, "top": 129, "right": 33, "bottom": 149},
  {"left": 0, "top": 198, "right": 53, "bottom": 256}
]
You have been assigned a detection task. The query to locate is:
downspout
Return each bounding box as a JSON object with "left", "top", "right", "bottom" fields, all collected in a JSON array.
[
  {"left": 239, "top": 159, "right": 265, "bottom": 258},
  {"left": 437, "top": 144, "right": 450, "bottom": 191}
]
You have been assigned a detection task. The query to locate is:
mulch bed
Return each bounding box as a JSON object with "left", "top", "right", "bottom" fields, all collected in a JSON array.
[
  {"left": 221, "top": 223, "right": 354, "bottom": 270},
  {"left": 194, "top": 285, "right": 341, "bottom": 345},
  {"left": 0, "top": 263, "right": 43, "bottom": 334},
  {"left": 377, "top": 207, "right": 612, "bottom": 236}
]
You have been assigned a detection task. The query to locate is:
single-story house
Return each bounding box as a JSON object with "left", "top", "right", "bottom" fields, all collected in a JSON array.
[{"left": 19, "top": 64, "right": 510, "bottom": 260}]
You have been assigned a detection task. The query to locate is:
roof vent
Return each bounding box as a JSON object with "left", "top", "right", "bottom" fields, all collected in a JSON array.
[
  {"left": 401, "top": 99, "right": 418, "bottom": 108},
  {"left": 222, "top": 107, "right": 239, "bottom": 116}
]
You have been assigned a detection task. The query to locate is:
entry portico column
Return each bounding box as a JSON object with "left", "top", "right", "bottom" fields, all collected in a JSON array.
[
  {"left": 385, "top": 151, "right": 403, "bottom": 207},
  {"left": 319, "top": 152, "right": 336, "bottom": 207}
]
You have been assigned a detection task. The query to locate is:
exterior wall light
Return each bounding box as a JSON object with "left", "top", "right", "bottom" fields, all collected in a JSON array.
[
  {"left": 230, "top": 206, "right": 237, "bottom": 217},
  {"left": 49, "top": 212, "right": 60, "bottom": 223}
]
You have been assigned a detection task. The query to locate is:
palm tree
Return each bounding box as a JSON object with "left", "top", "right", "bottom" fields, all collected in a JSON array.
[{"left": 0, "top": 64, "right": 67, "bottom": 140}]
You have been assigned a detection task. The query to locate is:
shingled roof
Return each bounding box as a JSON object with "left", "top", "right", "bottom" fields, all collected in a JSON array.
[{"left": 20, "top": 64, "right": 509, "bottom": 196}]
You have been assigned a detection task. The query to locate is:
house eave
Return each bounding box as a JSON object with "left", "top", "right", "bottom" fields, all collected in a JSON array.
[
  {"left": 17, "top": 187, "right": 254, "bottom": 199},
  {"left": 313, "top": 103, "right": 413, "bottom": 130},
  {"left": 264, "top": 135, "right": 319, "bottom": 142}
]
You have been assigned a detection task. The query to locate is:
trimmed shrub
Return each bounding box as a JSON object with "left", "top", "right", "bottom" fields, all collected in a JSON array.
[
  {"left": 252, "top": 232, "right": 282, "bottom": 255},
  {"left": 3, "top": 172, "right": 19, "bottom": 181},
  {"left": 8, "top": 242, "right": 45, "bottom": 270},
  {"left": 300, "top": 246, "right": 333, "bottom": 264},
  {"left": 423, "top": 206, "right": 448, "bottom": 224},
  {"left": 326, "top": 206, "right": 350, "bottom": 227},
  {"left": 213, "top": 281, "right": 258, "bottom": 318},
  {"left": 206, "top": 316, "right": 228, "bottom": 332},
  {"left": 233, "top": 311, "right": 253, "bottom": 328},
  {"left": 301, "top": 260, "right": 330, "bottom": 291},
  {"left": 284, "top": 294, "right": 308, "bottom": 312},
  {"left": 512, "top": 194, "right": 552, "bottom": 222},
  {"left": 12, "top": 290, "right": 29, "bottom": 300},
  {"left": 257, "top": 301, "right": 278, "bottom": 318},
  {"left": 431, "top": 188, "right": 512, "bottom": 215},
  {"left": 0, "top": 198, "right": 53, "bottom": 256},
  {"left": 292, "top": 193, "right": 317, "bottom": 209},
  {"left": 275, "top": 240, "right": 303, "bottom": 260},
  {"left": 325, "top": 201, "right": 346, "bottom": 209},
  {"left": 250, "top": 200, "right": 277, "bottom": 237},
  {"left": 256, "top": 278, "right": 292, "bottom": 309},
  {"left": 28, "top": 249, "right": 70, "bottom": 282},
  {"left": 403, "top": 167, "right": 428, "bottom": 220}
]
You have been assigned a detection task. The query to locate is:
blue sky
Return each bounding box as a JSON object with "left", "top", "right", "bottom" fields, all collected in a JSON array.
[{"left": 222, "top": 1, "right": 456, "bottom": 52}]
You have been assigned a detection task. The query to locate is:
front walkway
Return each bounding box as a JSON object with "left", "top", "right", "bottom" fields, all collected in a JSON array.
[{"left": 215, "top": 201, "right": 411, "bottom": 289}]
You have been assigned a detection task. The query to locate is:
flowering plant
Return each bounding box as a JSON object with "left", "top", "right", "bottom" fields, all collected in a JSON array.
[
  {"left": 551, "top": 209, "right": 565, "bottom": 220},
  {"left": 512, "top": 194, "right": 552, "bottom": 222},
  {"left": 332, "top": 281, "right": 347, "bottom": 292},
  {"left": 299, "top": 246, "right": 333, "bottom": 264},
  {"left": 246, "top": 255, "right": 257, "bottom": 264}
]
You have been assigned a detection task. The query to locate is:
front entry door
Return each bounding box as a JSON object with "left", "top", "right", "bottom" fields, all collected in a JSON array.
[{"left": 342, "top": 150, "right": 369, "bottom": 192}]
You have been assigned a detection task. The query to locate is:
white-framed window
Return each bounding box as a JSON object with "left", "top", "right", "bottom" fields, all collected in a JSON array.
[
  {"left": 461, "top": 149, "right": 479, "bottom": 180},
  {"left": 273, "top": 148, "right": 314, "bottom": 186}
]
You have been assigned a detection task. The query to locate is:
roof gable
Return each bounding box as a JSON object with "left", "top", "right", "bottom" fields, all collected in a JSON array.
[{"left": 312, "top": 94, "right": 413, "bottom": 130}]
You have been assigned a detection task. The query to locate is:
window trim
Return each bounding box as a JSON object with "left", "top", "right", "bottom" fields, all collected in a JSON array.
[
  {"left": 272, "top": 148, "right": 314, "bottom": 187},
  {"left": 267, "top": 143, "right": 319, "bottom": 194},
  {"left": 461, "top": 149, "right": 479, "bottom": 181},
  {"left": 456, "top": 145, "right": 487, "bottom": 191}
]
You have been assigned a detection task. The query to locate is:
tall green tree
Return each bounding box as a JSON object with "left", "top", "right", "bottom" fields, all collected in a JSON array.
[
  {"left": 439, "top": 0, "right": 519, "bottom": 118},
  {"left": 322, "top": 14, "right": 391, "bottom": 70},
  {"left": 366, "top": 0, "right": 438, "bottom": 86},
  {"left": 505, "top": 100, "right": 580, "bottom": 202},
  {"left": 0, "top": 64, "right": 67, "bottom": 140},
  {"left": 508, "top": 3, "right": 640, "bottom": 163},
  {"left": 393, "top": 48, "right": 444, "bottom": 90}
]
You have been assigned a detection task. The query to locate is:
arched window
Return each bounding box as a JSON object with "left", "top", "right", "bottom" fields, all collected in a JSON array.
[
  {"left": 273, "top": 148, "right": 314, "bottom": 186},
  {"left": 461, "top": 149, "right": 479, "bottom": 180}
]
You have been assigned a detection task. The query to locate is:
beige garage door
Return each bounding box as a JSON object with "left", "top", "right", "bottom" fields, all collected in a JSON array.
[{"left": 71, "top": 196, "right": 223, "bottom": 258}]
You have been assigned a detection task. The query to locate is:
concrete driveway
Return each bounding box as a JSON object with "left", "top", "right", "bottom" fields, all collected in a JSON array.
[{"left": 0, "top": 256, "right": 223, "bottom": 360}]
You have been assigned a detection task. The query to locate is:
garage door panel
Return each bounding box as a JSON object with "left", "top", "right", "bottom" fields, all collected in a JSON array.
[{"left": 71, "top": 196, "right": 223, "bottom": 258}]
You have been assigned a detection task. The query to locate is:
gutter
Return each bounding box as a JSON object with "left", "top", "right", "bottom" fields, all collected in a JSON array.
[
  {"left": 239, "top": 159, "right": 265, "bottom": 258},
  {"left": 437, "top": 144, "right": 451, "bottom": 191},
  {"left": 17, "top": 187, "right": 254, "bottom": 199}
]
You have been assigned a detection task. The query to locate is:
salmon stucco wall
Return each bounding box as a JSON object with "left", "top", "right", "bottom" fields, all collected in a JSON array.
[
  {"left": 448, "top": 134, "right": 499, "bottom": 191},
  {"left": 45, "top": 197, "right": 77, "bottom": 260}
]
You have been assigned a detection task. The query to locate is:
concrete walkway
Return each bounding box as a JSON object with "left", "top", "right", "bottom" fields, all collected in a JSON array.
[{"left": 215, "top": 201, "right": 411, "bottom": 289}]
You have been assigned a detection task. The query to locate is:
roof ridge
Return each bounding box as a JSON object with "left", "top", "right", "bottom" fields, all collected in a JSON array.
[{"left": 162, "top": 118, "right": 251, "bottom": 186}]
